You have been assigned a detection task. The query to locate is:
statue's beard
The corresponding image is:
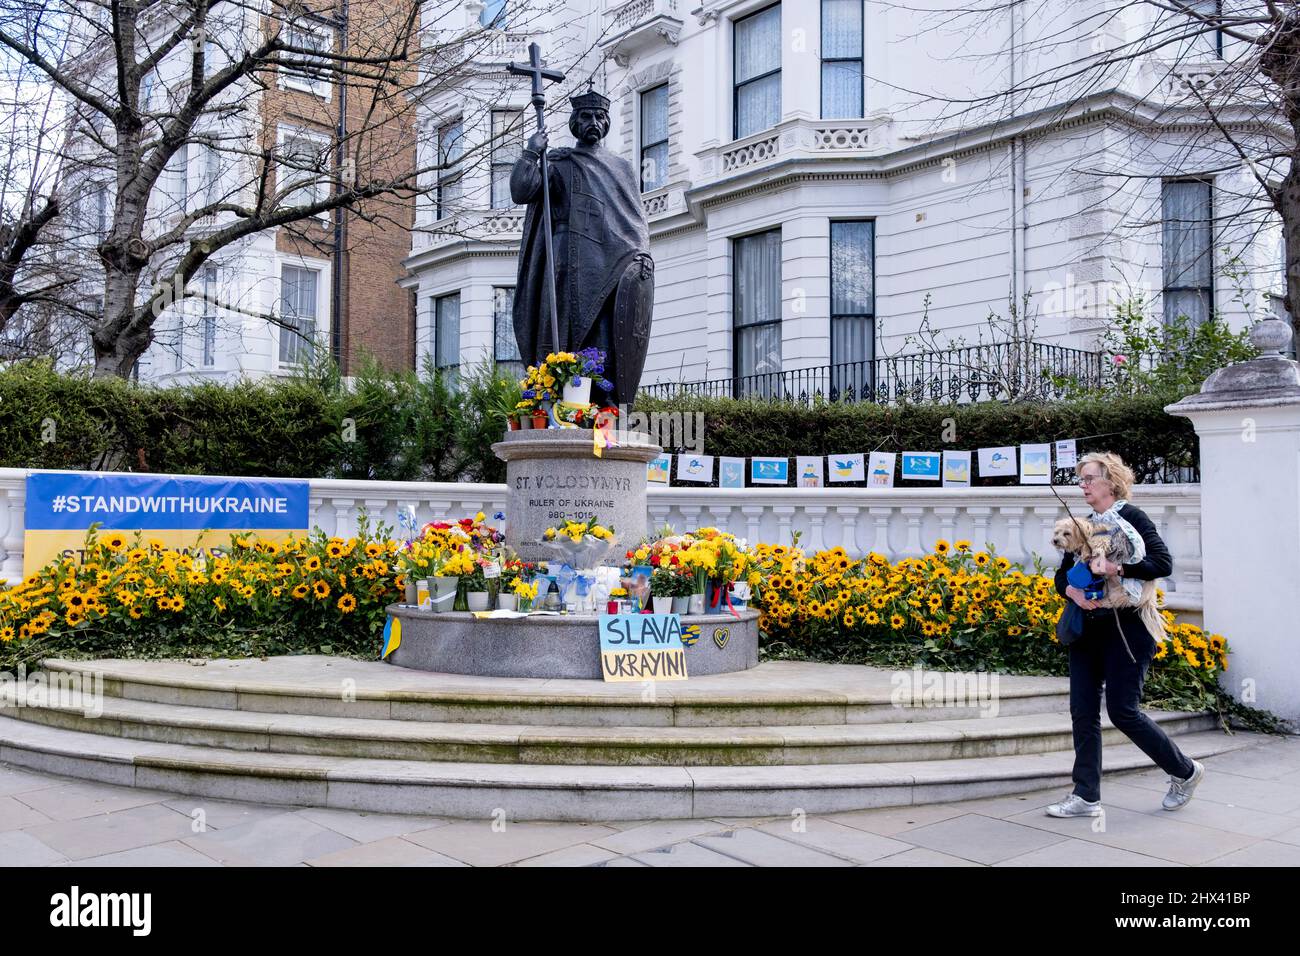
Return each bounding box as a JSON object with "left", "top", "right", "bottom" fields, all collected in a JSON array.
[{"left": 572, "top": 119, "right": 605, "bottom": 145}]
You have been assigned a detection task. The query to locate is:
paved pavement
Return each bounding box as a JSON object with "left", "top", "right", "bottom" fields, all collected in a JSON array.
[{"left": 3, "top": 735, "right": 1299, "bottom": 866}]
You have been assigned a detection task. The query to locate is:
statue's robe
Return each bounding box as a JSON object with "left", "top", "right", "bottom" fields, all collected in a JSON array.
[{"left": 510, "top": 144, "right": 651, "bottom": 400}]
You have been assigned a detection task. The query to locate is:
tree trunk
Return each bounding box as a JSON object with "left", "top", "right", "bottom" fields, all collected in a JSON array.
[
  {"left": 1280, "top": 160, "right": 1300, "bottom": 348},
  {"left": 92, "top": 264, "right": 151, "bottom": 378}
]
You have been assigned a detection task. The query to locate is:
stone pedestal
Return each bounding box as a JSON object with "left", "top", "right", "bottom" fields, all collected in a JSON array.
[
  {"left": 492, "top": 429, "right": 661, "bottom": 563},
  {"left": 1166, "top": 318, "right": 1300, "bottom": 726},
  {"left": 386, "top": 606, "right": 761, "bottom": 678}
]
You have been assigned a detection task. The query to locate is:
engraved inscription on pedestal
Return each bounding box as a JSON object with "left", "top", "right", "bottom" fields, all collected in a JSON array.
[{"left": 492, "top": 430, "right": 662, "bottom": 563}]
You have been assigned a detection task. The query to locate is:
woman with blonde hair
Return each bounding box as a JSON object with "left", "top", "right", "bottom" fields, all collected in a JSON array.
[{"left": 1045, "top": 451, "right": 1205, "bottom": 818}]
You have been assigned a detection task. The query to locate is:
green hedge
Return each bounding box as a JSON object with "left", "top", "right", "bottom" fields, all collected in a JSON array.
[
  {"left": 635, "top": 392, "right": 1198, "bottom": 486},
  {"left": 0, "top": 360, "right": 1196, "bottom": 485},
  {"left": 0, "top": 359, "right": 507, "bottom": 483}
]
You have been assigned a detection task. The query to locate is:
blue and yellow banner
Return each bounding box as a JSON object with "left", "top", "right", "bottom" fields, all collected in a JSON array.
[{"left": 23, "top": 471, "right": 311, "bottom": 576}]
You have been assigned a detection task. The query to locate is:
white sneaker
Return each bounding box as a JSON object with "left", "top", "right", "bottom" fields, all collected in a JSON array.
[
  {"left": 1162, "top": 760, "right": 1205, "bottom": 811},
  {"left": 1045, "top": 793, "right": 1102, "bottom": 817}
]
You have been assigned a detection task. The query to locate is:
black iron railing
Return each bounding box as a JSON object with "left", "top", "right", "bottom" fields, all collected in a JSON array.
[{"left": 638, "top": 342, "right": 1105, "bottom": 405}]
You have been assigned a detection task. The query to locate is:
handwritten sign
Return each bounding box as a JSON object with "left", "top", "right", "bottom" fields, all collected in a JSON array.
[{"left": 598, "top": 614, "right": 689, "bottom": 682}]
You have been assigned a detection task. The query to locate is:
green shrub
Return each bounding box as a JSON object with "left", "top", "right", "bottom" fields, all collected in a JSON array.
[{"left": 0, "top": 360, "right": 1198, "bottom": 485}]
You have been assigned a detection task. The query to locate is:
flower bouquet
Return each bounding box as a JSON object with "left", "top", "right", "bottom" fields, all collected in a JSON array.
[
  {"left": 545, "top": 348, "right": 613, "bottom": 406},
  {"left": 517, "top": 364, "right": 557, "bottom": 429},
  {"left": 541, "top": 517, "right": 616, "bottom": 570},
  {"left": 681, "top": 527, "right": 750, "bottom": 616},
  {"left": 511, "top": 576, "right": 540, "bottom": 612}
]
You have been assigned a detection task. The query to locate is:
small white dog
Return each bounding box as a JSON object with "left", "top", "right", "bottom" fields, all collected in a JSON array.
[{"left": 1052, "top": 516, "right": 1167, "bottom": 643}]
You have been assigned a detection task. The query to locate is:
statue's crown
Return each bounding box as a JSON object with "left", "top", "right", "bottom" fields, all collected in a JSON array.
[{"left": 569, "top": 87, "right": 610, "bottom": 112}]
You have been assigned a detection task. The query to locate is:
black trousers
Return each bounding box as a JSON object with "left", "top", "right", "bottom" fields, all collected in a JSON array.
[{"left": 1068, "top": 606, "right": 1196, "bottom": 802}]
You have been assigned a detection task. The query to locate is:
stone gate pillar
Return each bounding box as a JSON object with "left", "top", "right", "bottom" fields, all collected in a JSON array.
[{"left": 1166, "top": 318, "right": 1300, "bottom": 725}]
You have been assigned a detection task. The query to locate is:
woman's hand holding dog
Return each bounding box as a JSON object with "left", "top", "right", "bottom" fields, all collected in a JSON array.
[{"left": 1065, "top": 585, "right": 1103, "bottom": 610}]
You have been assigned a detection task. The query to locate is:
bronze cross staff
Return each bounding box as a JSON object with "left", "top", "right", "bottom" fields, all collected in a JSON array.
[{"left": 507, "top": 42, "right": 565, "bottom": 354}]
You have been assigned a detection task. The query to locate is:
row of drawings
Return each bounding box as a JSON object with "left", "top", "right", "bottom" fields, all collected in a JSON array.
[{"left": 646, "top": 440, "right": 1080, "bottom": 488}]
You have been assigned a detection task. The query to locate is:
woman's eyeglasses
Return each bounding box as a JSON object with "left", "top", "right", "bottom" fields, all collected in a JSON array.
[{"left": 1079, "top": 476, "right": 1103, "bottom": 486}]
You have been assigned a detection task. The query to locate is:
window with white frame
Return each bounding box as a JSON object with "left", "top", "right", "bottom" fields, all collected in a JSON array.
[
  {"left": 201, "top": 264, "right": 218, "bottom": 367},
  {"left": 280, "top": 19, "right": 332, "bottom": 98},
  {"left": 434, "top": 292, "right": 461, "bottom": 386},
  {"left": 140, "top": 70, "right": 156, "bottom": 112},
  {"left": 493, "top": 287, "right": 524, "bottom": 381},
  {"left": 733, "top": 228, "right": 782, "bottom": 395},
  {"left": 278, "top": 127, "right": 330, "bottom": 215},
  {"left": 163, "top": 144, "right": 189, "bottom": 213},
  {"left": 437, "top": 119, "right": 464, "bottom": 219},
  {"left": 1162, "top": 179, "right": 1214, "bottom": 327},
  {"left": 279, "top": 265, "right": 320, "bottom": 365},
  {"left": 84, "top": 183, "right": 109, "bottom": 234},
  {"left": 640, "top": 84, "right": 669, "bottom": 192},
  {"left": 1183, "top": 0, "right": 1223, "bottom": 59},
  {"left": 821, "top": 0, "right": 863, "bottom": 118},
  {"left": 734, "top": 4, "right": 781, "bottom": 139},
  {"left": 830, "top": 220, "right": 874, "bottom": 399},
  {"left": 491, "top": 110, "right": 524, "bottom": 209},
  {"left": 200, "top": 144, "right": 221, "bottom": 208}
]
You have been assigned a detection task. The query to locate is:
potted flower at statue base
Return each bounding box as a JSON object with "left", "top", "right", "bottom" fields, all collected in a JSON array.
[
  {"left": 496, "top": 556, "right": 531, "bottom": 610},
  {"left": 545, "top": 349, "right": 613, "bottom": 415},
  {"left": 706, "top": 580, "right": 731, "bottom": 615},
  {"left": 562, "top": 375, "right": 592, "bottom": 405},
  {"left": 427, "top": 575, "right": 458, "bottom": 613},
  {"left": 649, "top": 567, "right": 678, "bottom": 615},
  {"left": 511, "top": 577, "right": 539, "bottom": 612},
  {"left": 460, "top": 560, "right": 490, "bottom": 611},
  {"left": 436, "top": 548, "right": 476, "bottom": 613},
  {"left": 489, "top": 373, "right": 525, "bottom": 436},
  {"left": 606, "top": 586, "right": 627, "bottom": 614}
]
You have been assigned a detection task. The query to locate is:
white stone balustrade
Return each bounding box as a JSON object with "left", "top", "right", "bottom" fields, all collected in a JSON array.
[
  {"left": 698, "top": 115, "right": 894, "bottom": 180},
  {"left": 0, "top": 469, "right": 1203, "bottom": 612}
]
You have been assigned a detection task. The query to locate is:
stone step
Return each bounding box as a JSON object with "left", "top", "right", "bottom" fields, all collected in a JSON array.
[
  {"left": 40, "top": 657, "right": 1076, "bottom": 727},
  {"left": 0, "top": 714, "right": 1259, "bottom": 820},
  {"left": 0, "top": 687, "right": 1219, "bottom": 766}
]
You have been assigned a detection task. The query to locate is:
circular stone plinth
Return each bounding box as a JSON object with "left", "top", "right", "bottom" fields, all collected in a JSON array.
[
  {"left": 385, "top": 606, "right": 760, "bottom": 679},
  {"left": 492, "top": 429, "right": 661, "bottom": 564}
]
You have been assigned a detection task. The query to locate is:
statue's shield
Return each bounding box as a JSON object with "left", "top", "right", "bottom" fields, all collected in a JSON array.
[{"left": 612, "top": 253, "right": 654, "bottom": 405}]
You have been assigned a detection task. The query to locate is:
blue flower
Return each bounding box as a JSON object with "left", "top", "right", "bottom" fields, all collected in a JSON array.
[
  {"left": 494, "top": 511, "right": 506, "bottom": 521},
  {"left": 522, "top": 389, "right": 536, "bottom": 399}
]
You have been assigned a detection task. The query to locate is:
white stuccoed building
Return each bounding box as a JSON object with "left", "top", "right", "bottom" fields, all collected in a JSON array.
[{"left": 403, "top": 0, "right": 1288, "bottom": 396}]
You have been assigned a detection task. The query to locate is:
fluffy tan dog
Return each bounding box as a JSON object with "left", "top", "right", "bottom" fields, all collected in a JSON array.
[{"left": 1051, "top": 516, "right": 1167, "bottom": 643}]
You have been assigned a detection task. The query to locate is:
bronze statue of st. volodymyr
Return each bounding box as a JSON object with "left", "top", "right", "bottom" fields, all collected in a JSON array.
[{"left": 510, "top": 86, "right": 654, "bottom": 407}]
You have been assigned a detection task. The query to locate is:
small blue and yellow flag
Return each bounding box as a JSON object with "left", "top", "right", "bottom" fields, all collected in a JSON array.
[{"left": 381, "top": 615, "right": 402, "bottom": 659}]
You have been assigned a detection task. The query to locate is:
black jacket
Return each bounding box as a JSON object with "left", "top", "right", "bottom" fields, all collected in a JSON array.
[{"left": 1054, "top": 502, "right": 1174, "bottom": 600}]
